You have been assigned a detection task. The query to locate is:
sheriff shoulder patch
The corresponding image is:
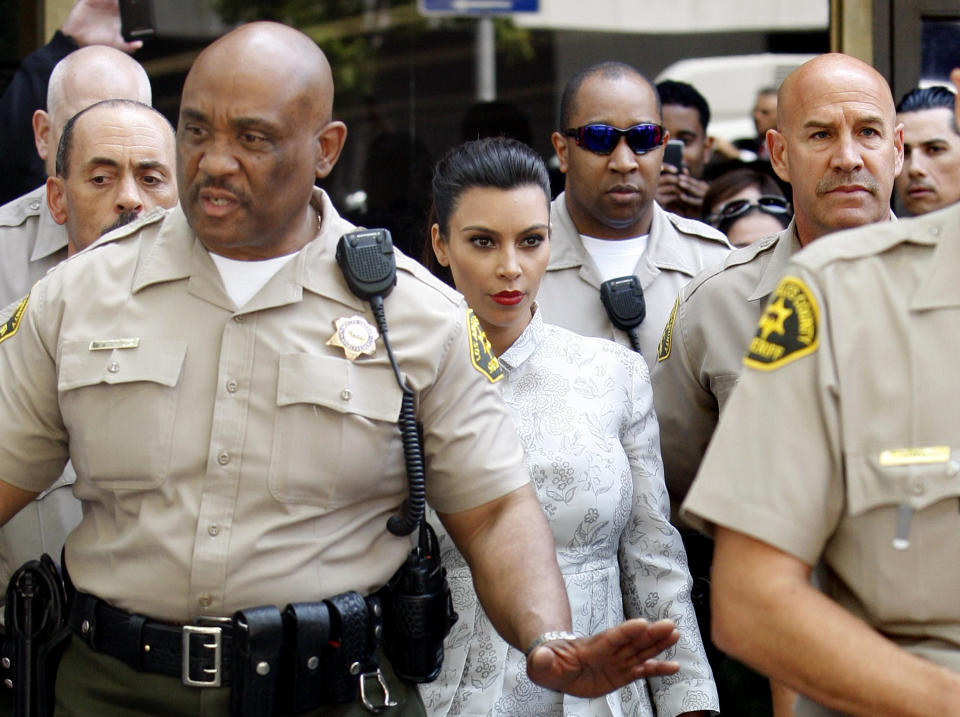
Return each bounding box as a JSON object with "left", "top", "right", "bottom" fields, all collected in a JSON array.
[
  {"left": 466, "top": 309, "right": 503, "bottom": 383},
  {"left": 744, "top": 275, "right": 819, "bottom": 371},
  {"left": 0, "top": 295, "right": 28, "bottom": 345},
  {"left": 657, "top": 297, "right": 679, "bottom": 362}
]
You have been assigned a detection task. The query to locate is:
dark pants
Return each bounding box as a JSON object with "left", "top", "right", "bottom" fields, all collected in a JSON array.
[{"left": 54, "top": 637, "right": 426, "bottom": 717}]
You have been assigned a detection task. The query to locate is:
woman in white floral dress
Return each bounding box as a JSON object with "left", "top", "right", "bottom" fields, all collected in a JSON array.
[{"left": 419, "top": 137, "right": 718, "bottom": 717}]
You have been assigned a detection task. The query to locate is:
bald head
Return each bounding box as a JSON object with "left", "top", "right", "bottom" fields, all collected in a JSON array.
[
  {"left": 187, "top": 22, "right": 335, "bottom": 126},
  {"left": 776, "top": 54, "right": 895, "bottom": 132},
  {"left": 176, "top": 22, "right": 347, "bottom": 260},
  {"left": 767, "top": 53, "right": 902, "bottom": 245},
  {"left": 35, "top": 46, "right": 152, "bottom": 178}
]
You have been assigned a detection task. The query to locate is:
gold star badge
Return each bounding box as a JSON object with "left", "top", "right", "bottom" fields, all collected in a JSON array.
[{"left": 327, "top": 316, "right": 379, "bottom": 360}]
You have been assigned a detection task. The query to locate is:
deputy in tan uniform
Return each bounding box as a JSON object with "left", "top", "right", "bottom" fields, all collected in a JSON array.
[
  {"left": 681, "top": 63, "right": 960, "bottom": 717},
  {"left": 537, "top": 61, "right": 730, "bottom": 369},
  {"left": 0, "top": 45, "right": 152, "bottom": 307},
  {"left": 0, "top": 23, "right": 681, "bottom": 715},
  {"left": 650, "top": 54, "right": 905, "bottom": 717},
  {"left": 0, "top": 47, "right": 153, "bottom": 631},
  {"left": 652, "top": 53, "right": 904, "bottom": 513}
]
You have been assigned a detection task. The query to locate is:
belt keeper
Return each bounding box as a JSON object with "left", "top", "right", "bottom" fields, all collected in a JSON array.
[
  {"left": 68, "top": 592, "right": 99, "bottom": 650},
  {"left": 119, "top": 614, "right": 146, "bottom": 670},
  {"left": 230, "top": 605, "right": 282, "bottom": 717}
]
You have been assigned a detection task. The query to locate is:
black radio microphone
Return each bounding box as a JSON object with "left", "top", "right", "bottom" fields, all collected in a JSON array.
[{"left": 600, "top": 275, "right": 645, "bottom": 354}]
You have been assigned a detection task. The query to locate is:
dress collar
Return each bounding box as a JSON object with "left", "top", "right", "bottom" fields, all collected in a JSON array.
[{"left": 497, "top": 305, "right": 544, "bottom": 371}]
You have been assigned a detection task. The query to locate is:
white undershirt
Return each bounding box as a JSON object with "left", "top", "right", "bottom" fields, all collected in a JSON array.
[
  {"left": 580, "top": 234, "right": 648, "bottom": 282},
  {"left": 209, "top": 250, "right": 300, "bottom": 308}
]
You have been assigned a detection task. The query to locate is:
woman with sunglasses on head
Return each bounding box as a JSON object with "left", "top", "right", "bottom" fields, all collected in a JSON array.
[
  {"left": 702, "top": 168, "right": 791, "bottom": 247},
  {"left": 419, "top": 136, "right": 718, "bottom": 717}
]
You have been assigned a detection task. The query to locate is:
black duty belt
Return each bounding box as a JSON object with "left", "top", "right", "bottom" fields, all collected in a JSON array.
[
  {"left": 68, "top": 591, "right": 236, "bottom": 687},
  {"left": 67, "top": 590, "right": 397, "bottom": 714}
]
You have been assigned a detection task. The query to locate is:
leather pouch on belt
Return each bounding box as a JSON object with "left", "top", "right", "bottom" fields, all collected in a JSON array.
[
  {"left": 278, "top": 601, "right": 331, "bottom": 714},
  {"left": 323, "top": 592, "right": 372, "bottom": 704},
  {"left": 231, "top": 605, "right": 282, "bottom": 717}
]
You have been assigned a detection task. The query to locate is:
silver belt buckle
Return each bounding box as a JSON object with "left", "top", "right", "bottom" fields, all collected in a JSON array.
[{"left": 182, "top": 617, "right": 230, "bottom": 687}]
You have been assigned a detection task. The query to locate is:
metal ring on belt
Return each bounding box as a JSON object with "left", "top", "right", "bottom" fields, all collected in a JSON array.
[{"left": 68, "top": 592, "right": 233, "bottom": 687}]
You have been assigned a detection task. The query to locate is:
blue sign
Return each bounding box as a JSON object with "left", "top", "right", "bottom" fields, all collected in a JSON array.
[{"left": 419, "top": 0, "right": 539, "bottom": 15}]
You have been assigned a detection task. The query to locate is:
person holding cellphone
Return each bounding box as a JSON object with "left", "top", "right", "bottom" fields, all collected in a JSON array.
[{"left": 420, "top": 136, "right": 718, "bottom": 717}]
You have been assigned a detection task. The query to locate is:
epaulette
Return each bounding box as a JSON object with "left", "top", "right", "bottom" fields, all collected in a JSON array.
[
  {"left": 84, "top": 205, "right": 171, "bottom": 251},
  {"left": 681, "top": 230, "right": 780, "bottom": 300},
  {"left": 0, "top": 190, "right": 45, "bottom": 228},
  {"left": 665, "top": 212, "right": 729, "bottom": 245},
  {"left": 394, "top": 246, "right": 464, "bottom": 306},
  {"left": 791, "top": 210, "right": 945, "bottom": 274},
  {"left": 42, "top": 207, "right": 172, "bottom": 280}
]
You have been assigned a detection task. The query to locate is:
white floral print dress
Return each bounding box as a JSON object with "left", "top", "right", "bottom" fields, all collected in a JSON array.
[{"left": 419, "top": 310, "right": 719, "bottom": 717}]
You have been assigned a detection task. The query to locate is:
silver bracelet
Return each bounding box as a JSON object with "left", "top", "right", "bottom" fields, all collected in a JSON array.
[{"left": 525, "top": 630, "right": 578, "bottom": 656}]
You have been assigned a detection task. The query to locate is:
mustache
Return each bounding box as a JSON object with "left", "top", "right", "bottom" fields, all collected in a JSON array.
[
  {"left": 816, "top": 171, "right": 881, "bottom": 196},
  {"left": 190, "top": 176, "right": 251, "bottom": 206},
  {"left": 100, "top": 210, "right": 140, "bottom": 237}
]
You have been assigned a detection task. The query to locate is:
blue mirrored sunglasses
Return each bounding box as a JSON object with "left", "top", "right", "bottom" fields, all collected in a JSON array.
[{"left": 563, "top": 123, "right": 665, "bottom": 155}]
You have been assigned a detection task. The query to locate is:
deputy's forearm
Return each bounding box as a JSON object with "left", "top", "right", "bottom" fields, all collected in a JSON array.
[
  {"left": 439, "top": 484, "right": 570, "bottom": 651},
  {"left": 0, "top": 479, "right": 39, "bottom": 527},
  {"left": 712, "top": 528, "right": 960, "bottom": 716}
]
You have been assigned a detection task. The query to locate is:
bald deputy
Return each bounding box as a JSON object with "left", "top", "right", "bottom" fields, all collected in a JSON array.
[
  {"left": 0, "top": 22, "right": 682, "bottom": 716},
  {"left": 651, "top": 51, "right": 904, "bottom": 717},
  {"left": 681, "top": 64, "right": 960, "bottom": 717}
]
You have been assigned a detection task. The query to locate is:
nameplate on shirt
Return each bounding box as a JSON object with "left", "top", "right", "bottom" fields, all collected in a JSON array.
[
  {"left": 878, "top": 446, "right": 950, "bottom": 466},
  {"left": 89, "top": 338, "right": 140, "bottom": 351}
]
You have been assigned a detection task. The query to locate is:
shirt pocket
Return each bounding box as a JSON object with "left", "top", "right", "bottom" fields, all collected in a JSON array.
[
  {"left": 841, "top": 451, "right": 960, "bottom": 623},
  {"left": 268, "top": 353, "right": 405, "bottom": 510},
  {"left": 58, "top": 338, "right": 187, "bottom": 489}
]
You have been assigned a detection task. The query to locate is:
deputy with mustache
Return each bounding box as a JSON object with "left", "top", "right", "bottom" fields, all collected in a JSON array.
[
  {"left": 651, "top": 53, "right": 903, "bottom": 715},
  {"left": 47, "top": 99, "right": 178, "bottom": 255}
]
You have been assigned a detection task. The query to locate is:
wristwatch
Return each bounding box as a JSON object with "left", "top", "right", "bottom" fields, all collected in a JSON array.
[{"left": 525, "top": 630, "right": 578, "bottom": 656}]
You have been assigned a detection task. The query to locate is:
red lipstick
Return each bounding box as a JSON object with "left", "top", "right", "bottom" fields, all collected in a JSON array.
[{"left": 492, "top": 291, "right": 524, "bottom": 306}]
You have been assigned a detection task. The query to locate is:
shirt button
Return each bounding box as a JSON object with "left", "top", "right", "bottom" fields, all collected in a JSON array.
[
  {"left": 909, "top": 480, "right": 926, "bottom": 496},
  {"left": 198, "top": 594, "right": 212, "bottom": 608},
  {"left": 340, "top": 389, "right": 352, "bottom": 401},
  {"left": 107, "top": 361, "right": 120, "bottom": 373},
  {"left": 226, "top": 379, "right": 238, "bottom": 393},
  {"left": 217, "top": 452, "right": 230, "bottom": 466},
  {"left": 947, "top": 461, "right": 960, "bottom": 477},
  {"left": 233, "top": 315, "right": 246, "bottom": 323},
  {"left": 29, "top": 201, "right": 40, "bottom": 211},
  {"left": 208, "top": 524, "right": 220, "bottom": 537}
]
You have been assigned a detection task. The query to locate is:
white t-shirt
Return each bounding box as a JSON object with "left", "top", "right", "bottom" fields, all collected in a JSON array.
[
  {"left": 579, "top": 234, "right": 648, "bottom": 282},
  {"left": 209, "top": 250, "right": 300, "bottom": 308}
]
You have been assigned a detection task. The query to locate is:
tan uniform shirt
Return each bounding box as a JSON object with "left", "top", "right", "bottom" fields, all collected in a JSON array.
[
  {"left": 684, "top": 203, "right": 960, "bottom": 714},
  {"left": 0, "top": 188, "right": 529, "bottom": 623},
  {"left": 537, "top": 194, "right": 730, "bottom": 371},
  {"left": 0, "top": 185, "right": 77, "bottom": 619},
  {"left": 651, "top": 221, "right": 800, "bottom": 514}
]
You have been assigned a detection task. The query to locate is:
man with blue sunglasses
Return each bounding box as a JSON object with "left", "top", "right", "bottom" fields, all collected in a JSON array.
[{"left": 537, "top": 61, "right": 730, "bottom": 372}]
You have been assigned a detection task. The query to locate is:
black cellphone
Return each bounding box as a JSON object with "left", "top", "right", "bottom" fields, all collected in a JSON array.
[
  {"left": 663, "top": 139, "right": 684, "bottom": 170},
  {"left": 119, "top": 0, "right": 156, "bottom": 42}
]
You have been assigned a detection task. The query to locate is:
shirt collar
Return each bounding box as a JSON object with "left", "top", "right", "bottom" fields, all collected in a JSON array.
[
  {"left": 749, "top": 220, "right": 800, "bottom": 301},
  {"left": 131, "top": 188, "right": 367, "bottom": 313}
]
